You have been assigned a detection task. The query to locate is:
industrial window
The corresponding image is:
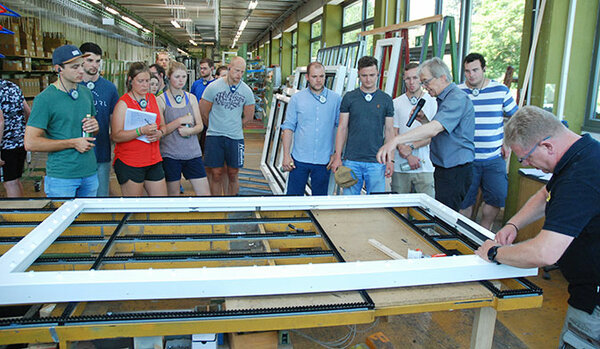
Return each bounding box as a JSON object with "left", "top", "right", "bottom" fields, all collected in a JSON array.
[
  {"left": 469, "top": 0, "right": 524, "bottom": 84},
  {"left": 310, "top": 17, "right": 322, "bottom": 61},
  {"left": 291, "top": 30, "right": 298, "bottom": 70},
  {"left": 341, "top": 0, "right": 374, "bottom": 54},
  {"left": 584, "top": 4, "right": 600, "bottom": 132}
]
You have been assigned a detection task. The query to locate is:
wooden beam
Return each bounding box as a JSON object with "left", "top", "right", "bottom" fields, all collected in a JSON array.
[{"left": 359, "top": 15, "right": 443, "bottom": 37}]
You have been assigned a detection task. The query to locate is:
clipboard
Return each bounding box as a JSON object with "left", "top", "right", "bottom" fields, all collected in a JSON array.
[{"left": 124, "top": 108, "right": 157, "bottom": 143}]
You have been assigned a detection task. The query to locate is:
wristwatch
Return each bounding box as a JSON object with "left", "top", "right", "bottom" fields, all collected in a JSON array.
[
  {"left": 487, "top": 245, "right": 501, "bottom": 264},
  {"left": 408, "top": 143, "right": 415, "bottom": 151}
]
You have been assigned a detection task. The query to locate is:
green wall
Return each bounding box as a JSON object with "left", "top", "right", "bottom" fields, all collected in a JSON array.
[
  {"left": 270, "top": 38, "right": 280, "bottom": 66},
  {"left": 297, "top": 22, "right": 311, "bottom": 67},
  {"left": 322, "top": 5, "right": 342, "bottom": 47},
  {"left": 281, "top": 32, "right": 292, "bottom": 83}
]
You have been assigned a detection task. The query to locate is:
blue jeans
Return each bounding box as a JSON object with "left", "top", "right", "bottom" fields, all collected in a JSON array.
[
  {"left": 44, "top": 174, "right": 99, "bottom": 198},
  {"left": 342, "top": 160, "right": 386, "bottom": 195},
  {"left": 96, "top": 162, "right": 111, "bottom": 197},
  {"left": 286, "top": 158, "right": 330, "bottom": 196}
]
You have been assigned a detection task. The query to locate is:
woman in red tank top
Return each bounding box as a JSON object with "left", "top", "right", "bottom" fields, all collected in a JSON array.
[{"left": 111, "top": 62, "right": 168, "bottom": 196}]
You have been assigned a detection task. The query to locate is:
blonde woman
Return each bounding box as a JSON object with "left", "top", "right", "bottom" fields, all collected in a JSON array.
[{"left": 157, "top": 61, "right": 210, "bottom": 196}]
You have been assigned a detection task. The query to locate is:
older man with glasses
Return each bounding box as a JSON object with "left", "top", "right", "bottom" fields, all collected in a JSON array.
[
  {"left": 474, "top": 105, "right": 600, "bottom": 348},
  {"left": 377, "top": 57, "right": 475, "bottom": 211}
]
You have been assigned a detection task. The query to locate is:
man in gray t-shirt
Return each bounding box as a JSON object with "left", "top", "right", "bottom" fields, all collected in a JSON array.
[
  {"left": 331, "top": 56, "right": 395, "bottom": 195},
  {"left": 199, "top": 56, "right": 255, "bottom": 195}
]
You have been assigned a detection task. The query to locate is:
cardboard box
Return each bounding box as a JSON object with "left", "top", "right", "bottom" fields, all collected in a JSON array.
[
  {"left": 228, "top": 331, "right": 278, "bottom": 349},
  {"left": 8, "top": 78, "right": 24, "bottom": 88},
  {"left": 38, "top": 75, "right": 50, "bottom": 89},
  {"left": 0, "top": 43, "right": 21, "bottom": 57},
  {"left": 2, "top": 59, "right": 23, "bottom": 71}
]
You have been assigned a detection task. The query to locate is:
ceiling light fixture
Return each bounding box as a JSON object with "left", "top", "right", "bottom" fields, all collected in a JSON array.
[
  {"left": 177, "top": 48, "right": 189, "bottom": 55},
  {"left": 248, "top": 0, "right": 258, "bottom": 10},
  {"left": 88, "top": 0, "right": 100, "bottom": 4},
  {"left": 171, "top": 19, "right": 181, "bottom": 28},
  {"left": 122, "top": 16, "right": 143, "bottom": 29},
  {"left": 143, "top": 28, "right": 151, "bottom": 34},
  {"left": 165, "top": 5, "right": 186, "bottom": 9},
  {"left": 239, "top": 18, "right": 248, "bottom": 31},
  {"left": 105, "top": 6, "right": 119, "bottom": 15},
  {"left": 189, "top": 39, "right": 198, "bottom": 46}
]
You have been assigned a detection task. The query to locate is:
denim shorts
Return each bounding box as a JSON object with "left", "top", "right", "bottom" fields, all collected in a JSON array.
[
  {"left": 204, "top": 136, "right": 245, "bottom": 168},
  {"left": 461, "top": 156, "right": 508, "bottom": 209},
  {"left": 162, "top": 156, "right": 207, "bottom": 182}
]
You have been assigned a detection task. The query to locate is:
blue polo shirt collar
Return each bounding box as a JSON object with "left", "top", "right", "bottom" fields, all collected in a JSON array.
[{"left": 436, "top": 82, "right": 456, "bottom": 101}]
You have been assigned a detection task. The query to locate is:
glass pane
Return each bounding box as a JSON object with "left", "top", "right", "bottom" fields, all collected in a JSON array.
[
  {"left": 366, "top": 24, "right": 374, "bottom": 55},
  {"left": 342, "top": 28, "right": 361, "bottom": 44},
  {"left": 409, "top": 0, "right": 435, "bottom": 20},
  {"left": 292, "top": 31, "right": 297, "bottom": 45},
  {"left": 469, "top": 0, "right": 525, "bottom": 83},
  {"left": 366, "top": 0, "right": 375, "bottom": 19},
  {"left": 311, "top": 41, "right": 321, "bottom": 61},
  {"left": 311, "top": 20, "right": 321, "bottom": 38},
  {"left": 442, "top": 0, "right": 461, "bottom": 43},
  {"left": 343, "top": 1, "right": 363, "bottom": 27},
  {"left": 596, "top": 82, "right": 600, "bottom": 120},
  {"left": 292, "top": 47, "right": 297, "bottom": 70},
  {"left": 408, "top": 0, "right": 435, "bottom": 48}
]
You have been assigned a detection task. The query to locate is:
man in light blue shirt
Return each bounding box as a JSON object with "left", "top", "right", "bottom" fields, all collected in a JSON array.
[
  {"left": 281, "top": 62, "right": 342, "bottom": 195},
  {"left": 377, "top": 57, "right": 475, "bottom": 211}
]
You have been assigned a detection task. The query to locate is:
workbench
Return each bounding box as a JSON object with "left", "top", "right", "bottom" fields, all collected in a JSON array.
[{"left": 0, "top": 196, "right": 542, "bottom": 348}]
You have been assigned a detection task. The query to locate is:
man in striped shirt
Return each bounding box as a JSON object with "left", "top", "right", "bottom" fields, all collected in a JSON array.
[{"left": 459, "top": 53, "right": 518, "bottom": 230}]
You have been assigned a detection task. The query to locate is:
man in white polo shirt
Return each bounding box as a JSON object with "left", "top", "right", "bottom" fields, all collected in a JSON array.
[{"left": 391, "top": 62, "right": 437, "bottom": 197}]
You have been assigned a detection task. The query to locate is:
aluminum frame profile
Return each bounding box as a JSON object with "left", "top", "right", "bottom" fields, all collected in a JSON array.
[
  {"left": 288, "top": 65, "right": 347, "bottom": 96},
  {"left": 260, "top": 93, "right": 291, "bottom": 194},
  {"left": 0, "top": 195, "right": 532, "bottom": 305},
  {"left": 373, "top": 37, "right": 402, "bottom": 97}
]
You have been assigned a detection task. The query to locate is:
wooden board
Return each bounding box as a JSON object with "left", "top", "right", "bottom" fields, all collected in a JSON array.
[
  {"left": 311, "top": 208, "right": 493, "bottom": 307},
  {"left": 360, "top": 15, "right": 443, "bottom": 36},
  {"left": 0, "top": 199, "right": 51, "bottom": 209}
]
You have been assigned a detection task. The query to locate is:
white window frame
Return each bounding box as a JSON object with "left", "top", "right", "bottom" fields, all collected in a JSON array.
[
  {"left": 373, "top": 37, "right": 402, "bottom": 96},
  {"left": 0, "top": 196, "right": 536, "bottom": 305}
]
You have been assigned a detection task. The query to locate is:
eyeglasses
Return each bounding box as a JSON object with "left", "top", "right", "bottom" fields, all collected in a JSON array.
[
  {"left": 518, "top": 136, "right": 551, "bottom": 163},
  {"left": 420, "top": 76, "right": 435, "bottom": 86}
]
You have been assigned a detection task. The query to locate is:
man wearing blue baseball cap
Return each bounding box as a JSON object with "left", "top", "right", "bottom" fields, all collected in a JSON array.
[{"left": 25, "top": 44, "right": 100, "bottom": 198}]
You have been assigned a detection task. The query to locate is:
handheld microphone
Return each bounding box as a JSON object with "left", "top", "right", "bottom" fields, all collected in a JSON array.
[{"left": 406, "top": 99, "right": 426, "bottom": 128}]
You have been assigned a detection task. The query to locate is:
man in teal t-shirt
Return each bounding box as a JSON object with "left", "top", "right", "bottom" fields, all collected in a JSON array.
[{"left": 25, "top": 45, "right": 100, "bottom": 198}]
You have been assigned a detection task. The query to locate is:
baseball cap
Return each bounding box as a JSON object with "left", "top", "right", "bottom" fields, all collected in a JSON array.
[
  {"left": 334, "top": 166, "right": 358, "bottom": 188},
  {"left": 52, "top": 44, "right": 90, "bottom": 65}
]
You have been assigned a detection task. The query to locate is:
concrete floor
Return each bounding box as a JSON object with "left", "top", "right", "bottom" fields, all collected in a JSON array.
[{"left": 1, "top": 132, "right": 569, "bottom": 348}]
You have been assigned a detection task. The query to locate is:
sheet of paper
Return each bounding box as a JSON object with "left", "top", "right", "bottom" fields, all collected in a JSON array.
[
  {"left": 519, "top": 168, "right": 552, "bottom": 181},
  {"left": 124, "top": 108, "right": 157, "bottom": 143}
]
